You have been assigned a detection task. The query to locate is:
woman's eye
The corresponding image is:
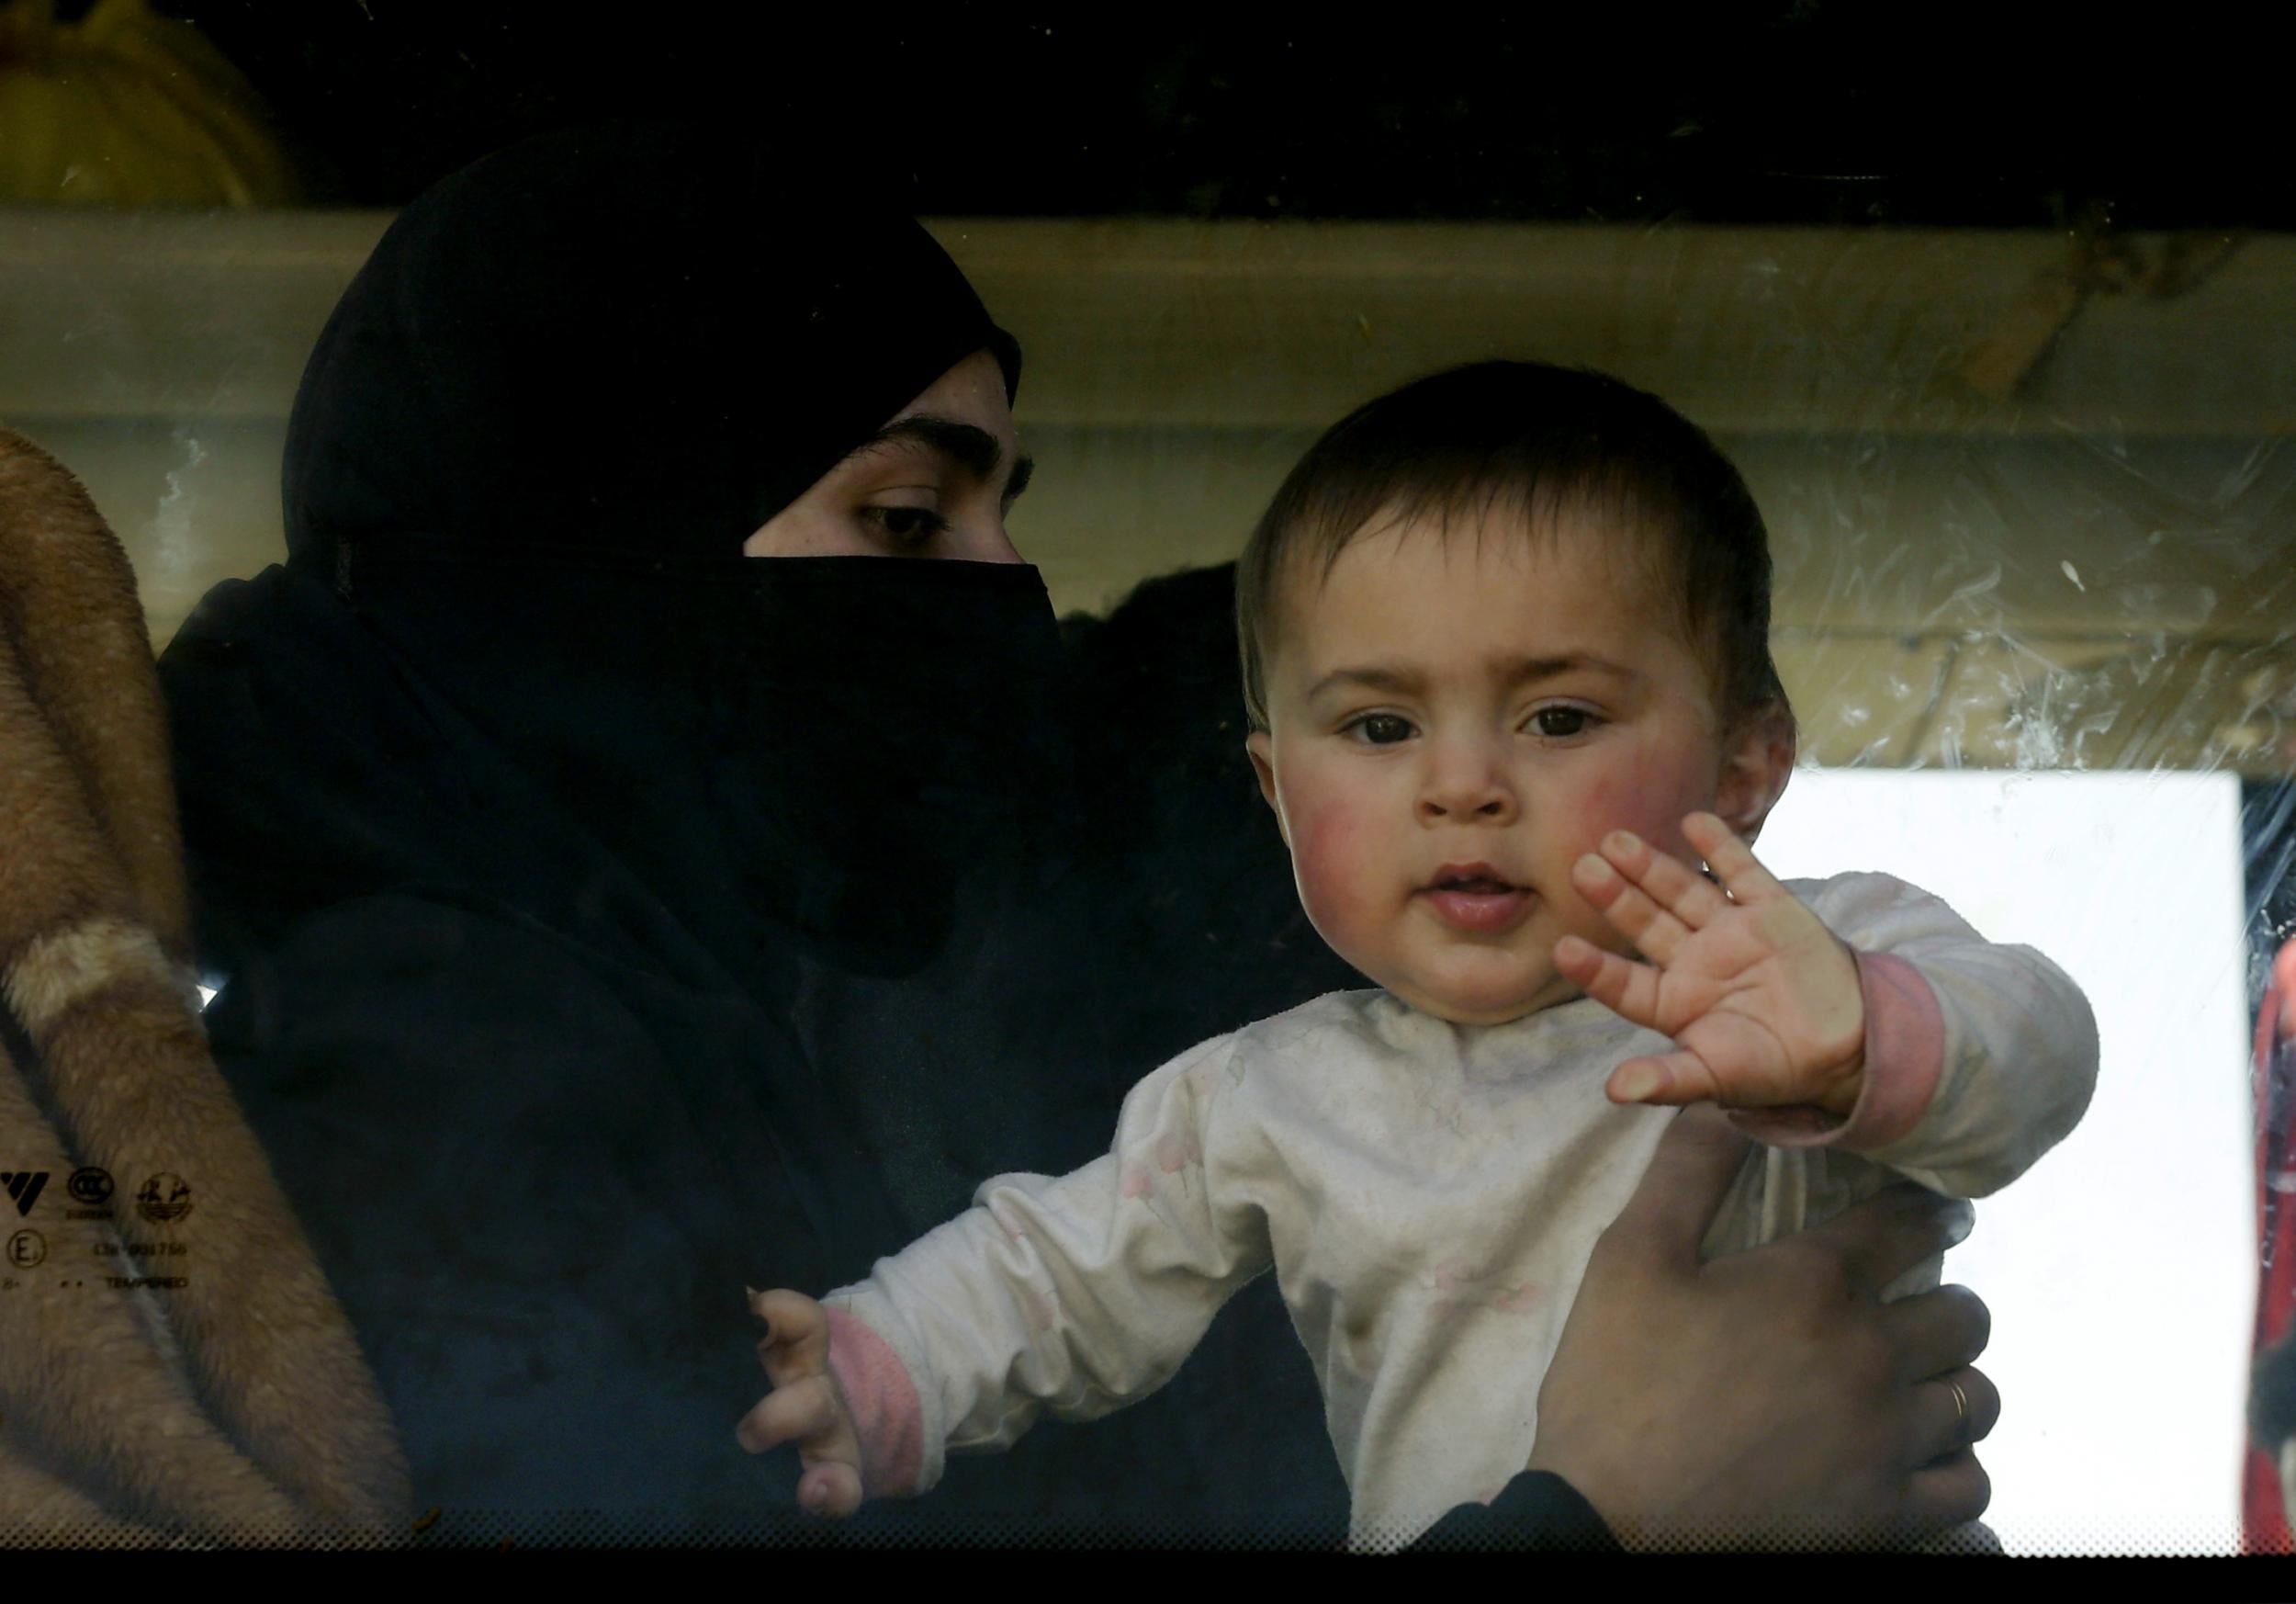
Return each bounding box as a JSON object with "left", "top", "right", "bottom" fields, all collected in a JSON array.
[
  {"left": 864, "top": 505, "right": 949, "bottom": 547},
  {"left": 1530, "top": 706, "right": 1595, "bottom": 738},
  {"left": 1348, "top": 713, "right": 1416, "bottom": 745}
]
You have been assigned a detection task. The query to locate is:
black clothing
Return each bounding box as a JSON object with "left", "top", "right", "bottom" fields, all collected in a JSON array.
[{"left": 1413, "top": 1473, "right": 1622, "bottom": 1552}]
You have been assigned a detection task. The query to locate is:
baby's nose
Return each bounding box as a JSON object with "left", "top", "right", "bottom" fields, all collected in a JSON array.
[{"left": 1418, "top": 749, "right": 1517, "bottom": 822}]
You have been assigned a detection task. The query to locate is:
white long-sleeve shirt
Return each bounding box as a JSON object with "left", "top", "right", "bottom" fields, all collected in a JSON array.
[{"left": 819, "top": 870, "right": 2099, "bottom": 1548}]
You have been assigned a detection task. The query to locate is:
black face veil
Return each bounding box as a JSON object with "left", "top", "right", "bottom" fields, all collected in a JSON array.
[{"left": 267, "top": 119, "right": 1066, "bottom": 981}]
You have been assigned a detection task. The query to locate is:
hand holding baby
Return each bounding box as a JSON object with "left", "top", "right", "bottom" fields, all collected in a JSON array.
[
  {"left": 735, "top": 1287, "right": 868, "bottom": 1518},
  {"left": 1554, "top": 811, "right": 1868, "bottom": 1117}
]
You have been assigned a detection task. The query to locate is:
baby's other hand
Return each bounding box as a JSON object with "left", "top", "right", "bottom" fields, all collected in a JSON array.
[
  {"left": 736, "top": 1288, "right": 867, "bottom": 1518},
  {"left": 1554, "top": 812, "right": 1866, "bottom": 1117}
]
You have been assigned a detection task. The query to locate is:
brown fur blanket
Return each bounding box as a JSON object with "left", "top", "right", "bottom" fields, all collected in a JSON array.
[{"left": 0, "top": 428, "right": 408, "bottom": 1545}]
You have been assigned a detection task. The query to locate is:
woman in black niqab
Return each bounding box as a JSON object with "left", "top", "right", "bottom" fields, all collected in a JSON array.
[
  {"left": 261, "top": 118, "right": 1052, "bottom": 991},
  {"left": 157, "top": 120, "right": 1230, "bottom": 1534}
]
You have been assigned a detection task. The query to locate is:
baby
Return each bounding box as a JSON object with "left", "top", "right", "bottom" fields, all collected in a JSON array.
[{"left": 737, "top": 360, "right": 2100, "bottom": 1549}]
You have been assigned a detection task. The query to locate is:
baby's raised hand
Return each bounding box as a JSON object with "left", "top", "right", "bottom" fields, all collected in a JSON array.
[
  {"left": 735, "top": 1288, "right": 867, "bottom": 1518},
  {"left": 1553, "top": 812, "right": 1867, "bottom": 1116}
]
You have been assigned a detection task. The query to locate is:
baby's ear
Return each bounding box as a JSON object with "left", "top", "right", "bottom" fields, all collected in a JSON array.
[
  {"left": 1716, "top": 702, "right": 1797, "bottom": 845},
  {"left": 1245, "top": 730, "right": 1284, "bottom": 820}
]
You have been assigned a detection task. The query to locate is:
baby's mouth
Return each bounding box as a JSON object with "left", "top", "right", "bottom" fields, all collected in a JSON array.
[
  {"left": 1431, "top": 871, "right": 1515, "bottom": 894},
  {"left": 1418, "top": 865, "right": 1534, "bottom": 932}
]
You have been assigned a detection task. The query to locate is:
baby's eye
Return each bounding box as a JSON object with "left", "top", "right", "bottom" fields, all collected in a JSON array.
[
  {"left": 1528, "top": 706, "right": 1599, "bottom": 739},
  {"left": 1345, "top": 713, "right": 1417, "bottom": 745},
  {"left": 863, "top": 505, "right": 950, "bottom": 548}
]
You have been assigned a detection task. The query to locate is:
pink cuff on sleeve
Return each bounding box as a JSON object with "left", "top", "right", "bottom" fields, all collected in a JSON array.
[
  {"left": 1728, "top": 950, "right": 1946, "bottom": 1154},
  {"left": 823, "top": 1305, "right": 927, "bottom": 1498}
]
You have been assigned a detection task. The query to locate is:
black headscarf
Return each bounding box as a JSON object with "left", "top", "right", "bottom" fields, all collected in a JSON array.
[
  {"left": 267, "top": 118, "right": 1061, "bottom": 984},
  {"left": 281, "top": 119, "right": 1019, "bottom": 577}
]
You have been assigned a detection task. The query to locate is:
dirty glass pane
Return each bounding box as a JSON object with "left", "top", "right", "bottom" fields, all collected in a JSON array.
[{"left": 0, "top": 5, "right": 2286, "bottom": 1557}]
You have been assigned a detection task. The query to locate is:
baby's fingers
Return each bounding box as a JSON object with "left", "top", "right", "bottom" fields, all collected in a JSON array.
[
  {"left": 797, "top": 1460, "right": 865, "bottom": 1519},
  {"left": 737, "top": 1372, "right": 851, "bottom": 1458},
  {"left": 749, "top": 1287, "right": 830, "bottom": 1384},
  {"left": 1682, "top": 812, "right": 1786, "bottom": 906},
  {"left": 1594, "top": 830, "right": 1732, "bottom": 934},
  {"left": 737, "top": 1368, "right": 870, "bottom": 1519},
  {"left": 1555, "top": 934, "right": 1664, "bottom": 1025},
  {"left": 1606, "top": 1049, "right": 1724, "bottom": 1108},
  {"left": 1570, "top": 854, "right": 1690, "bottom": 966}
]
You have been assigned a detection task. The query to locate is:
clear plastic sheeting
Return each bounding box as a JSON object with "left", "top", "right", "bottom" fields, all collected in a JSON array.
[{"left": 4, "top": 213, "right": 2288, "bottom": 784}]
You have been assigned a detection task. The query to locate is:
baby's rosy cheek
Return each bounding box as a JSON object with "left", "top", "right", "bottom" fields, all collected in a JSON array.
[
  {"left": 1289, "top": 803, "right": 1381, "bottom": 943},
  {"left": 1567, "top": 773, "right": 1651, "bottom": 859},
  {"left": 1582, "top": 757, "right": 1709, "bottom": 856}
]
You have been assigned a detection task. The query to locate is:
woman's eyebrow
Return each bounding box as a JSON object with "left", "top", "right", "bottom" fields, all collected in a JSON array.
[{"left": 859, "top": 415, "right": 1034, "bottom": 503}]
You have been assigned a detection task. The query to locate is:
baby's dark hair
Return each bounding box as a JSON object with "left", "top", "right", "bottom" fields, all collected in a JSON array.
[{"left": 1235, "top": 360, "right": 1790, "bottom": 733}]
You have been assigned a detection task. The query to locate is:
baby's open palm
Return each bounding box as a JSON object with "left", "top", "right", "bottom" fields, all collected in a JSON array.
[{"left": 1553, "top": 812, "right": 1867, "bottom": 1115}]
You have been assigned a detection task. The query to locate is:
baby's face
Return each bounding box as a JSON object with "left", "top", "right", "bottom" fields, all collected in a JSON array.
[{"left": 1247, "top": 513, "right": 1746, "bottom": 1026}]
